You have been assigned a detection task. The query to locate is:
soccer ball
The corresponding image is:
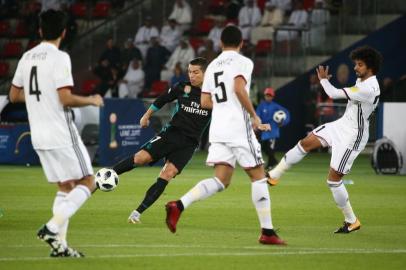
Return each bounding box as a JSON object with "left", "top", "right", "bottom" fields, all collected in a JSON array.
[
  {"left": 273, "top": 110, "right": 287, "bottom": 124},
  {"left": 95, "top": 168, "right": 119, "bottom": 192}
]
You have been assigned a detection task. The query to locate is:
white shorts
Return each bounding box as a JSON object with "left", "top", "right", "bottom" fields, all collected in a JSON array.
[
  {"left": 312, "top": 123, "right": 361, "bottom": 174},
  {"left": 206, "top": 139, "right": 264, "bottom": 169},
  {"left": 36, "top": 141, "right": 93, "bottom": 183}
]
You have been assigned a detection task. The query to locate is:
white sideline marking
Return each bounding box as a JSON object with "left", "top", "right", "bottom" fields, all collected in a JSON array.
[{"left": 1, "top": 248, "right": 406, "bottom": 261}]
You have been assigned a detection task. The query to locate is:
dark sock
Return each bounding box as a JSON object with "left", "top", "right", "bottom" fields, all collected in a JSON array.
[
  {"left": 176, "top": 200, "right": 184, "bottom": 211},
  {"left": 113, "top": 156, "right": 136, "bottom": 175},
  {"left": 262, "top": 228, "right": 276, "bottom": 236},
  {"left": 136, "top": 178, "right": 168, "bottom": 213}
]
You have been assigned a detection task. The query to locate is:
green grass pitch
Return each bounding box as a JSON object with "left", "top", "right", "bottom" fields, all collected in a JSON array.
[{"left": 1, "top": 152, "right": 406, "bottom": 269}]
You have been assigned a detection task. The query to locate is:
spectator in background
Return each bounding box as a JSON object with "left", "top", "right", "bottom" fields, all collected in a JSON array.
[
  {"left": 118, "top": 60, "right": 145, "bottom": 98},
  {"left": 160, "top": 19, "right": 182, "bottom": 52},
  {"left": 198, "top": 39, "right": 217, "bottom": 64},
  {"left": 161, "top": 38, "right": 195, "bottom": 82},
  {"left": 225, "top": 0, "right": 244, "bottom": 21},
  {"left": 273, "top": 0, "right": 292, "bottom": 15},
  {"left": 144, "top": 37, "right": 171, "bottom": 91},
  {"left": 41, "top": 0, "right": 64, "bottom": 11},
  {"left": 168, "top": 0, "right": 192, "bottom": 33},
  {"left": 134, "top": 16, "right": 159, "bottom": 58},
  {"left": 380, "top": 77, "right": 395, "bottom": 102},
  {"left": 99, "top": 38, "right": 121, "bottom": 69},
  {"left": 256, "top": 87, "right": 290, "bottom": 169},
  {"left": 121, "top": 38, "right": 143, "bottom": 68},
  {"left": 238, "top": 0, "right": 262, "bottom": 41},
  {"left": 393, "top": 74, "right": 406, "bottom": 101},
  {"left": 208, "top": 18, "right": 224, "bottom": 52},
  {"left": 276, "top": 1, "right": 308, "bottom": 41},
  {"left": 310, "top": 0, "right": 330, "bottom": 48},
  {"left": 250, "top": 1, "right": 283, "bottom": 45},
  {"left": 170, "top": 62, "right": 188, "bottom": 87},
  {"left": 93, "top": 60, "right": 122, "bottom": 97},
  {"left": 23, "top": 1, "right": 41, "bottom": 41}
]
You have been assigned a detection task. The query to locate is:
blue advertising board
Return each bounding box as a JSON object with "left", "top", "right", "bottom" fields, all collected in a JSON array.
[
  {"left": 98, "top": 98, "right": 159, "bottom": 167},
  {"left": 0, "top": 123, "right": 40, "bottom": 165}
]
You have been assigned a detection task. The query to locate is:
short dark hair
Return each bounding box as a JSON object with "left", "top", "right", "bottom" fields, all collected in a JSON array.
[
  {"left": 189, "top": 57, "right": 208, "bottom": 71},
  {"left": 39, "top": 9, "right": 67, "bottom": 40},
  {"left": 221, "top": 25, "right": 242, "bottom": 48},
  {"left": 350, "top": 46, "right": 383, "bottom": 74}
]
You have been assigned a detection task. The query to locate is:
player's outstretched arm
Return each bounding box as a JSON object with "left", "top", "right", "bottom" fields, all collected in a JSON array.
[
  {"left": 58, "top": 88, "right": 104, "bottom": 107},
  {"left": 201, "top": 92, "right": 212, "bottom": 109},
  {"left": 316, "top": 65, "right": 347, "bottom": 100},
  {"left": 9, "top": 85, "right": 25, "bottom": 103},
  {"left": 140, "top": 108, "right": 154, "bottom": 128}
]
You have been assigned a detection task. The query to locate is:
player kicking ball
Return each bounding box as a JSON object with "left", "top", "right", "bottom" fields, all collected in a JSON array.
[{"left": 268, "top": 46, "right": 382, "bottom": 233}]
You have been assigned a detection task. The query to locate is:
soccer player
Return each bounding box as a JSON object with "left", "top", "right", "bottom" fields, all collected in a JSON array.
[
  {"left": 9, "top": 10, "right": 104, "bottom": 257},
  {"left": 268, "top": 46, "right": 382, "bottom": 233},
  {"left": 165, "top": 25, "right": 286, "bottom": 245},
  {"left": 256, "top": 87, "right": 290, "bottom": 170},
  {"left": 111, "top": 57, "right": 211, "bottom": 223}
]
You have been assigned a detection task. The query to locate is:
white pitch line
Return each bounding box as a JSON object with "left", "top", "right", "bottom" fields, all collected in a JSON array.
[
  {"left": 1, "top": 249, "right": 406, "bottom": 261},
  {"left": 3, "top": 244, "right": 406, "bottom": 253}
]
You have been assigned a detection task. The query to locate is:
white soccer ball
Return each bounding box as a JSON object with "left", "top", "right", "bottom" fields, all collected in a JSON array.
[
  {"left": 273, "top": 110, "right": 287, "bottom": 124},
  {"left": 95, "top": 168, "right": 119, "bottom": 192}
]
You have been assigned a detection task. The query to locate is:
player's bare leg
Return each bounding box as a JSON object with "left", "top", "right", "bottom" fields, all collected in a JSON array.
[
  {"left": 112, "top": 150, "right": 153, "bottom": 175},
  {"left": 327, "top": 168, "right": 361, "bottom": 233},
  {"left": 165, "top": 164, "right": 230, "bottom": 233},
  {"left": 128, "top": 161, "right": 176, "bottom": 224},
  {"left": 246, "top": 166, "right": 285, "bottom": 245},
  {"left": 268, "top": 133, "right": 322, "bottom": 186}
]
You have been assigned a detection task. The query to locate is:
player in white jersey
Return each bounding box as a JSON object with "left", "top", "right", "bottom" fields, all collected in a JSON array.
[
  {"left": 9, "top": 10, "right": 103, "bottom": 257},
  {"left": 165, "top": 25, "right": 285, "bottom": 245},
  {"left": 268, "top": 46, "right": 383, "bottom": 233}
]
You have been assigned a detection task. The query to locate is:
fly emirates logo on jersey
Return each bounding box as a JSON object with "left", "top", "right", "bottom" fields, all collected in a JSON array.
[{"left": 180, "top": 101, "right": 209, "bottom": 116}]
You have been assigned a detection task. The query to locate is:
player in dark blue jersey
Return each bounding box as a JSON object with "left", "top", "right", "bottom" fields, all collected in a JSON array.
[{"left": 112, "top": 57, "right": 211, "bottom": 223}]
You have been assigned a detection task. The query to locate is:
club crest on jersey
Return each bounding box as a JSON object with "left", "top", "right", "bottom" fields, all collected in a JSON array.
[
  {"left": 350, "top": 87, "right": 359, "bottom": 93},
  {"left": 184, "top": 85, "right": 192, "bottom": 94}
]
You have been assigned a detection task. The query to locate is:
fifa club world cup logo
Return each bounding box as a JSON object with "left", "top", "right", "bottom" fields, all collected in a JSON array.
[
  {"left": 109, "top": 113, "right": 118, "bottom": 149},
  {"left": 14, "top": 131, "right": 31, "bottom": 154}
]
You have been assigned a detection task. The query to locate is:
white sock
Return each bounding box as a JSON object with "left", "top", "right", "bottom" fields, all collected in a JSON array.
[
  {"left": 327, "top": 180, "right": 357, "bottom": 223},
  {"left": 52, "top": 191, "right": 69, "bottom": 247},
  {"left": 252, "top": 178, "right": 273, "bottom": 229},
  {"left": 269, "top": 142, "right": 307, "bottom": 179},
  {"left": 47, "top": 185, "right": 91, "bottom": 232},
  {"left": 181, "top": 177, "right": 225, "bottom": 209}
]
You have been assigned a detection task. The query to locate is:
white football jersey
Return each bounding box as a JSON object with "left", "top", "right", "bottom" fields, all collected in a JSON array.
[
  {"left": 12, "top": 42, "right": 79, "bottom": 150},
  {"left": 202, "top": 50, "right": 254, "bottom": 143},
  {"left": 335, "top": 75, "right": 380, "bottom": 150}
]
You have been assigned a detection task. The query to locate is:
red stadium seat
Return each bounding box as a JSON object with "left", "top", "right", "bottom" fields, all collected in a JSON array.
[
  {"left": 196, "top": 18, "right": 214, "bottom": 34},
  {"left": 145, "top": 80, "right": 169, "bottom": 98},
  {"left": 0, "top": 62, "right": 10, "bottom": 77},
  {"left": 92, "top": 2, "right": 111, "bottom": 18},
  {"left": 14, "top": 20, "right": 29, "bottom": 37},
  {"left": 255, "top": 39, "right": 272, "bottom": 55},
  {"left": 81, "top": 79, "right": 100, "bottom": 95},
  {"left": 2, "top": 41, "right": 23, "bottom": 58},
  {"left": 0, "top": 21, "right": 11, "bottom": 36},
  {"left": 71, "top": 3, "right": 88, "bottom": 18},
  {"left": 189, "top": 37, "right": 205, "bottom": 51},
  {"left": 257, "top": 0, "right": 267, "bottom": 12},
  {"left": 303, "top": 0, "right": 316, "bottom": 10}
]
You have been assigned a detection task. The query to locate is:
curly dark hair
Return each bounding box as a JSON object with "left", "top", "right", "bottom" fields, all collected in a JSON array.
[{"left": 350, "top": 46, "right": 383, "bottom": 75}]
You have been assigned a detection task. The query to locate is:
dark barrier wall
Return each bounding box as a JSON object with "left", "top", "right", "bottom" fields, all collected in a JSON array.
[
  {"left": 274, "top": 15, "right": 406, "bottom": 151},
  {"left": 99, "top": 98, "right": 160, "bottom": 166},
  {"left": 0, "top": 123, "right": 40, "bottom": 165}
]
